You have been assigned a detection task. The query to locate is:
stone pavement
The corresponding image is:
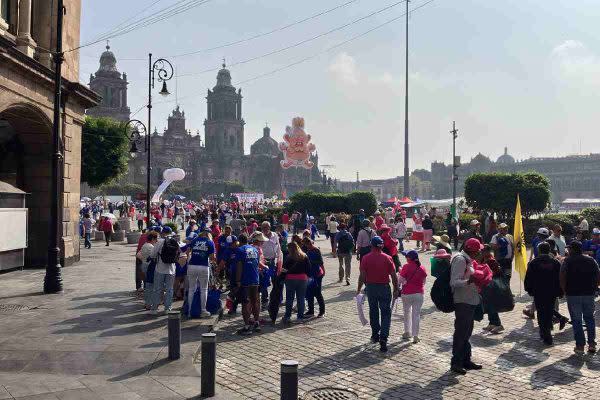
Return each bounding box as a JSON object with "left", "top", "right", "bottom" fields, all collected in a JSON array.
[
  {"left": 0, "top": 239, "right": 240, "bottom": 400},
  {"left": 0, "top": 237, "right": 599, "bottom": 399},
  {"left": 212, "top": 237, "right": 600, "bottom": 399}
]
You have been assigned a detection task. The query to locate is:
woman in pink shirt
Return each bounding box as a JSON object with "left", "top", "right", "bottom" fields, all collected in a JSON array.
[{"left": 399, "top": 250, "right": 428, "bottom": 343}]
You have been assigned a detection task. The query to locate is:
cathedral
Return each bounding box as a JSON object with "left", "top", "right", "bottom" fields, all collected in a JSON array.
[{"left": 86, "top": 48, "right": 320, "bottom": 197}]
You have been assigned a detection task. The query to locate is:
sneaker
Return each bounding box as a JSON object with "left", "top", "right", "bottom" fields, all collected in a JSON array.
[
  {"left": 253, "top": 322, "right": 261, "bottom": 332},
  {"left": 237, "top": 326, "right": 252, "bottom": 336},
  {"left": 450, "top": 365, "right": 467, "bottom": 375},
  {"left": 522, "top": 308, "right": 535, "bottom": 319},
  {"left": 370, "top": 335, "right": 380, "bottom": 343},
  {"left": 379, "top": 341, "right": 388, "bottom": 353},
  {"left": 413, "top": 336, "right": 420, "bottom": 344},
  {"left": 402, "top": 332, "right": 411, "bottom": 341},
  {"left": 490, "top": 325, "right": 505, "bottom": 334},
  {"left": 482, "top": 324, "right": 495, "bottom": 332},
  {"left": 164, "top": 307, "right": 173, "bottom": 314},
  {"left": 317, "top": 311, "right": 325, "bottom": 318},
  {"left": 201, "top": 311, "right": 211, "bottom": 318},
  {"left": 574, "top": 345, "right": 585, "bottom": 355},
  {"left": 345, "top": 280, "right": 350, "bottom": 286},
  {"left": 588, "top": 343, "right": 597, "bottom": 354},
  {"left": 463, "top": 361, "right": 482, "bottom": 370},
  {"left": 304, "top": 311, "right": 315, "bottom": 317}
]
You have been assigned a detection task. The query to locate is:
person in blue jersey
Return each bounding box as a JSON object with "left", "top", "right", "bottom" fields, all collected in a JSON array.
[
  {"left": 303, "top": 237, "right": 325, "bottom": 317},
  {"left": 184, "top": 230, "right": 216, "bottom": 318},
  {"left": 219, "top": 235, "right": 240, "bottom": 315},
  {"left": 235, "top": 233, "right": 266, "bottom": 335}
]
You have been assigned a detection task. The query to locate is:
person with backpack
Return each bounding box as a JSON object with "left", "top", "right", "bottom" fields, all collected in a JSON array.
[
  {"left": 399, "top": 250, "right": 427, "bottom": 343},
  {"left": 185, "top": 230, "right": 216, "bottom": 319},
  {"left": 490, "top": 223, "right": 514, "bottom": 285},
  {"left": 356, "top": 219, "right": 376, "bottom": 261},
  {"left": 356, "top": 236, "right": 400, "bottom": 353},
  {"left": 149, "top": 228, "right": 181, "bottom": 315},
  {"left": 335, "top": 224, "right": 354, "bottom": 286},
  {"left": 449, "top": 238, "right": 483, "bottom": 375},
  {"left": 524, "top": 242, "right": 562, "bottom": 345}
]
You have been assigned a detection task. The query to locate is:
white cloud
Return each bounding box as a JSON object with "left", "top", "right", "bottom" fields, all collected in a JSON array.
[
  {"left": 551, "top": 40, "right": 600, "bottom": 86},
  {"left": 329, "top": 52, "right": 359, "bottom": 85}
]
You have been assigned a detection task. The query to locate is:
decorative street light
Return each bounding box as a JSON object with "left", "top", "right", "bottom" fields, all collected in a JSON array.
[
  {"left": 126, "top": 119, "right": 147, "bottom": 158},
  {"left": 145, "top": 54, "right": 173, "bottom": 228}
]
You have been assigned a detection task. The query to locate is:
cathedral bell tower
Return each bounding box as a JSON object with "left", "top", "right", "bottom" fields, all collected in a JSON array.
[{"left": 204, "top": 62, "right": 244, "bottom": 156}]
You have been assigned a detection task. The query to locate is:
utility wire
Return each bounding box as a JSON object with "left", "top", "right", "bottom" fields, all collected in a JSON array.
[
  {"left": 68, "top": 0, "right": 213, "bottom": 52},
  {"left": 93, "top": 0, "right": 166, "bottom": 43},
  {"left": 177, "top": 0, "right": 408, "bottom": 77}
]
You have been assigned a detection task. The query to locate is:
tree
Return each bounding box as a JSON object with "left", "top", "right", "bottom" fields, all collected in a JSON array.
[
  {"left": 288, "top": 190, "right": 377, "bottom": 216},
  {"left": 81, "top": 117, "right": 130, "bottom": 187},
  {"left": 464, "top": 172, "right": 551, "bottom": 218}
]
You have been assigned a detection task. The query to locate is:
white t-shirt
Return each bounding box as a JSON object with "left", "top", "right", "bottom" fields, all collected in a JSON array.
[
  {"left": 550, "top": 234, "right": 566, "bottom": 256},
  {"left": 328, "top": 221, "right": 339, "bottom": 234},
  {"left": 579, "top": 219, "right": 589, "bottom": 231},
  {"left": 139, "top": 242, "right": 154, "bottom": 273}
]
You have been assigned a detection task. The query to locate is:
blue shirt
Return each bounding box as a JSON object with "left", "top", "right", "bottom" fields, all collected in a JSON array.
[
  {"left": 532, "top": 236, "right": 543, "bottom": 258},
  {"left": 236, "top": 244, "right": 260, "bottom": 286},
  {"left": 187, "top": 237, "right": 215, "bottom": 266},
  {"left": 217, "top": 235, "right": 229, "bottom": 262}
]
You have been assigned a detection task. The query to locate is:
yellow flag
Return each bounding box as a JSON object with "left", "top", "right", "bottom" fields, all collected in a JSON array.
[{"left": 513, "top": 194, "right": 528, "bottom": 281}]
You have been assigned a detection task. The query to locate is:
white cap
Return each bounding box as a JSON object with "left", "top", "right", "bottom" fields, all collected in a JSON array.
[{"left": 537, "top": 227, "right": 550, "bottom": 236}]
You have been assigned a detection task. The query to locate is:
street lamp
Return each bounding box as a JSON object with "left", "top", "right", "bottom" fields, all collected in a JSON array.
[
  {"left": 127, "top": 119, "right": 146, "bottom": 158},
  {"left": 146, "top": 54, "right": 173, "bottom": 228},
  {"left": 451, "top": 121, "right": 459, "bottom": 218}
]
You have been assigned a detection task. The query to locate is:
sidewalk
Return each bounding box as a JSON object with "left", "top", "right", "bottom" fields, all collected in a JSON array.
[{"left": 0, "top": 239, "right": 239, "bottom": 400}]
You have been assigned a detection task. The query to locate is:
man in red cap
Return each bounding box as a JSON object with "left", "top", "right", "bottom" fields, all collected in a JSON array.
[{"left": 450, "top": 237, "right": 483, "bottom": 374}]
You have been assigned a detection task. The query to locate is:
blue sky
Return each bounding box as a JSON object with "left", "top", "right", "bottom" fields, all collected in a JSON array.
[{"left": 79, "top": 0, "right": 600, "bottom": 180}]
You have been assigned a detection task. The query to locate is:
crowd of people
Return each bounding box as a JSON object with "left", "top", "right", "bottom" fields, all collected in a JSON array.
[{"left": 81, "top": 197, "right": 600, "bottom": 375}]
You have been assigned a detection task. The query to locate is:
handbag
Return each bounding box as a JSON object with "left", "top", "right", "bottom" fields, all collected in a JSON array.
[{"left": 400, "top": 265, "right": 420, "bottom": 297}]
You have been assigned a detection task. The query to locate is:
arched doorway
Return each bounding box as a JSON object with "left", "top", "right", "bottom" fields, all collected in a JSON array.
[{"left": 0, "top": 103, "right": 53, "bottom": 267}]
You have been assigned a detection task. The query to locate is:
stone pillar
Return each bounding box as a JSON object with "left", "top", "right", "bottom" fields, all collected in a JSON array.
[
  {"left": 0, "top": 3, "right": 9, "bottom": 34},
  {"left": 17, "top": 0, "right": 37, "bottom": 57}
]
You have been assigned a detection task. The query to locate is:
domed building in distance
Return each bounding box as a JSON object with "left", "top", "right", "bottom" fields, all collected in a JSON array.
[{"left": 86, "top": 51, "right": 320, "bottom": 196}]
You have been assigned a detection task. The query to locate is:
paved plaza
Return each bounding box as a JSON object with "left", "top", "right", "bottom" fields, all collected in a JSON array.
[{"left": 0, "top": 237, "right": 598, "bottom": 399}]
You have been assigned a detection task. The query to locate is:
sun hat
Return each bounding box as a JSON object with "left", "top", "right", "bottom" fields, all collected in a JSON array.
[
  {"left": 371, "top": 236, "right": 384, "bottom": 247},
  {"left": 498, "top": 223, "right": 509, "bottom": 229},
  {"left": 537, "top": 227, "right": 550, "bottom": 237},
  {"left": 402, "top": 249, "right": 419, "bottom": 261},
  {"left": 433, "top": 249, "right": 451, "bottom": 259},
  {"left": 470, "top": 219, "right": 480, "bottom": 227},
  {"left": 464, "top": 238, "right": 484, "bottom": 252},
  {"left": 440, "top": 234, "right": 451, "bottom": 244},
  {"left": 250, "top": 231, "right": 269, "bottom": 242}
]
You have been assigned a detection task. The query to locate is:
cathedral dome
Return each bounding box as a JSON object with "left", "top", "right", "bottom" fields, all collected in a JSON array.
[
  {"left": 216, "top": 62, "right": 233, "bottom": 87},
  {"left": 496, "top": 147, "right": 515, "bottom": 164},
  {"left": 98, "top": 44, "right": 118, "bottom": 73},
  {"left": 251, "top": 125, "right": 280, "bottom": 157},
  {"left": 470, "top": 153, "right": 492, "bottom": 170}
]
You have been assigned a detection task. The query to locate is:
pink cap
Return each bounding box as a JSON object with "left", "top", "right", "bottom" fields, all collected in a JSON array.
[{"left": 464, "top": 238, "right": 483, "bottom": 252}]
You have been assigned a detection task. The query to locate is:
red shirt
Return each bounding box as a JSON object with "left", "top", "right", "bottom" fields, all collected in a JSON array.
[
  {"left": 282, "top": 213, "right": 290, "bottom": 224},
  {"left": 136, "top": 233, "right": 148, "bottom": 252},
  {"left": 375, "top": 216, "right": 385, "bottom": 229},
  {"left": 360, "top": 249, "right": 395, "bottom": 284}
]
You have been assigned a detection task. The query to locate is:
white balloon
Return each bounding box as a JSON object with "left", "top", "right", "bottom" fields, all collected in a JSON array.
[{"left": 163, "top": 168, "right": 185, "bottom": 182}]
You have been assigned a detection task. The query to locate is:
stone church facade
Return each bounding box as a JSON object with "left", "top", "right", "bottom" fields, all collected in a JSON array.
[{"left": 87, "top": 51, "right": 320, "bottom": 196}]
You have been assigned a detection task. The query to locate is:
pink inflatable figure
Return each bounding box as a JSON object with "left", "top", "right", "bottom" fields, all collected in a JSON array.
[{"left": 279, "top": 117, "right": 316, "bottom": 169}]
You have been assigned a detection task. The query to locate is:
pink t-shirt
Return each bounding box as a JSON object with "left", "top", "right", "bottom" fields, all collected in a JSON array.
[{"left": 399, "top": 260, "right": 427, "bottom": 295}]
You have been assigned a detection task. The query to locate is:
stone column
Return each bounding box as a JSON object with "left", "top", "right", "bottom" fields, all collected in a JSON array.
[
  {"left": 0, "top": 1, "right": 9, "bottom": 34},
  {"left": 34, "top": 0, "right": 53, "bottom": 68},
  {"left": 17, "top": 0, "right": 37, "bottom": 57}
]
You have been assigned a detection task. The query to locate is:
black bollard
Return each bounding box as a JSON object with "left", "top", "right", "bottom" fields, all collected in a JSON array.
[
  {"left": 280, "top": 360, "right": 298, "bottom": 400},
  {"left": 167, "top": 311, "right": 181, "bottom": 360},
  {"left": 201, "top": 333, "right": 216, "bottom": 397}
]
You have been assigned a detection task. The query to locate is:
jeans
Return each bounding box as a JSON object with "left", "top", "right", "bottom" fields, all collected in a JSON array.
[
  {"left": 402, "top": 293, "right": 424, "bottom": 336},
  {"left": 306, "top": 276, "right": 325, "bottom": 314},
  {"left": 365, "top": 283, "right": 392, "bottom": 342},
  {"left": 535, "top": 296, "right": 556, "bottom": 341},
  {"left": 260, "top": 259, "right": 276, "bottom": 304},
  {"left": 567, "top": 295, "right": 596, "bottom": 347},
  {"left": 187, "top": 264, "right": 210, "bottom": 316},
  {"left": 152, "top": 272, "right": 175, "bottom": 311},
  {"left": 338, "top": 254, "right": 352, "bottom": 281},
  {"left": 144, "top": 281, "right": 154, "bottom": 306},
  {"left": 84, "top": 233, "right": 91, "bottom": 249},
  {"left": 452, "top": 303, "right": 476, "bottom": 367},
  {"left": 284, "top": 279, "right": 307, "bottom": 320}
]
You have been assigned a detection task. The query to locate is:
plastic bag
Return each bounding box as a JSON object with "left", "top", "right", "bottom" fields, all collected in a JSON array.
[
  {"left": 355, "top": 294, "right": 368, "bottom": 326},
  {"left": 482, "top": 276, "right": 515, "bottom": 313}
]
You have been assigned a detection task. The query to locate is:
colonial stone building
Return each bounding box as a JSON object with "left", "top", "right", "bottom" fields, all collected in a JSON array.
[
  {"left": 87, "top": 44, "right": 130, "bottom": 122},
  {"left": 0, "top": 0, "right": 99, "bottom": 267},
  {"left": 87, "top": 52, "right": 320, "bottom": 197},
  {"left": 431, "top": 147, "right": 600, "bottom": 202}
]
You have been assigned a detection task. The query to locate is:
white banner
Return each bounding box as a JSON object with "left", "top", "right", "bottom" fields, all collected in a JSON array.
[{"left": 232, "top": 193, "right": 264, "bottom": 203}]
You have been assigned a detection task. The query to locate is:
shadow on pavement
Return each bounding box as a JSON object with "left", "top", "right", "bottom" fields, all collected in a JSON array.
[{"left": 378, "top": 371, "right": 459, "bottom": 399}]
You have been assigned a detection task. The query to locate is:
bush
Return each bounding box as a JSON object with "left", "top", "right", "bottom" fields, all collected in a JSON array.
[
  {"left": 458, "top": 213, "right": 479, "bottom": 229},
  {"left": 581, "top": 208, "right": 600, "bottom": 228},
  {"left": 164, "top": 222, "right": 178, "bottom": 234},
  {"left": 287, "top": 191, "right": 377, "bottom": 217}
]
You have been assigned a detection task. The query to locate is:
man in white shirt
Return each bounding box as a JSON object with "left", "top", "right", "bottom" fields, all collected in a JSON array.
[
  {"left": 259, "top": 221, "right": 281, "bottom": 307},
  {"left": 578, "top": 216, "right": 590, "bottom": 240},
  {"left": 550, "top": 224, "right": 566, "bottom": 256}
]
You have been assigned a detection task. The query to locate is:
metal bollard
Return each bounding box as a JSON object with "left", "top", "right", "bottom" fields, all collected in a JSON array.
[
  {"left": 280, "top": 360, "right": 298, "bottom": 400},
  {"left": 201, "top": 333, "right": 217, "bottom": 397},
  {"left": 167, "top": 311, "right": 181, "bottom": 360}
]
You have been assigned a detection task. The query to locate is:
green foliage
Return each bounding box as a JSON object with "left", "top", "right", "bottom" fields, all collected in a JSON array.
[
  {"left": 81, "top": 117, "right": 130, "bottom": 187},
  {"left": 458, "top": 213, "right": 479, "bottom": 229},
  {"left": 306, "top": 183, "right": 333, "bottom": 193},
  {"left": 200, "top": 181, "right": 247, "bottom": 196},
  {"left": 98, "top": 182, "right": 144, "bottom": 197},
  {"left": 288, "top": 191, "right": 377, "bottom": 216},
  {"left": 464, "top": 172, "right": 551, "bottom": 218},
  {"left": 581, "top": 208, "right": 600, "bottom": 228}
]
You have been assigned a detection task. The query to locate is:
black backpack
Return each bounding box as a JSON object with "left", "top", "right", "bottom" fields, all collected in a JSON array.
[
  {"left": 337, "top": 231, "right": 354, "bottom": 253},
  {"left": 430, "top": 254, "right": 456, "bottom": 313},
  {"left": 160, "top": 237, "right": 181, "bottom": 264}
]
